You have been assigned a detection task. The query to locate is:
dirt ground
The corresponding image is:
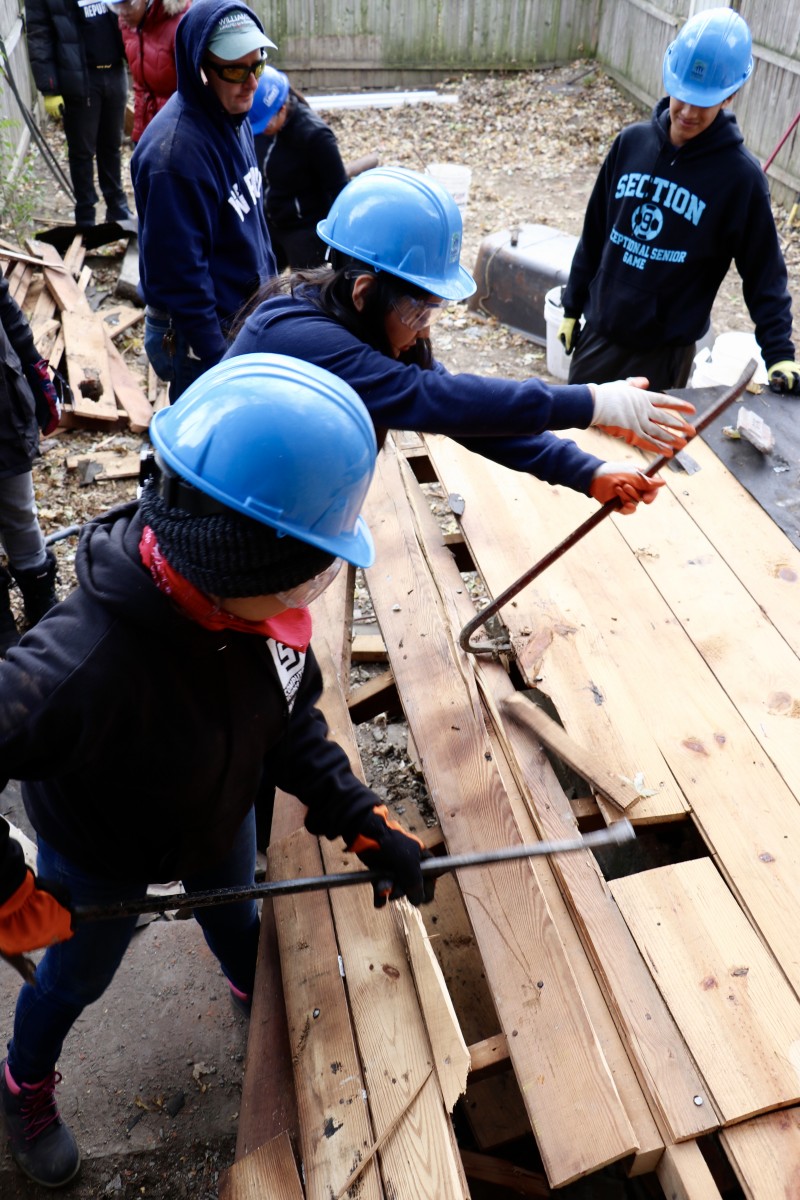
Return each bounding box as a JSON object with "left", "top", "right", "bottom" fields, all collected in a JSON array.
[{"left": 0, "top": 63, "right": 797, "bottom": 1198}]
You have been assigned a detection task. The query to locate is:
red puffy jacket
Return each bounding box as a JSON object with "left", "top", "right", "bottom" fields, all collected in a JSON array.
[{"left": 120, "top": 0, "right": 191, "bottom": 144}]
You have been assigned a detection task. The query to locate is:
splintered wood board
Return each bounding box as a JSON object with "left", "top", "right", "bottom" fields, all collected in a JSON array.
[
  {"left": 364, "top": 439, "right": 638, "bottom": 1186},
  {"left": 422, "top": 434, "right": 687, "bottom": 824},
  {"left": 721, "top": 1107, "right": 800, "bottom": 1198},
  {"left": 270, "top": 828, "right": 381, "bottom": 1200},
  {"left": 61, "top": 310, "right": 118, "bottom": 421},
  {"left": 610, "top": 858, "right": 800, "bottom": 1123},
  {"left": 311, "top": 637, "right": 469, "bottom": 1199},
  {"left": 105, "top": 330, "right": 152, "bottom": 431},
  {"left": 423, "top": 434, "right": 800, "bottom": 1002},
  {"left": 391, "top": 901, "right": 470, "bottom": 1113},
  {"left": 396, "top": 438, "right": 666, "bottom": 1169},
  {"left": 219, "top": 1132, "right": 303, "bottom": 1200}
]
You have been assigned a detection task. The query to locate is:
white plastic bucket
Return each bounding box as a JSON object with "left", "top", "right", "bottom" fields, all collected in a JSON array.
[
  {"left": 544, "top": 287, "right": 571, "bottom": 380},
  {"left": 690, "top": 330, "right": 768, "bottom": 388},
  {"left": 425, "top": 162, "right": 472, "bottom": 211}
]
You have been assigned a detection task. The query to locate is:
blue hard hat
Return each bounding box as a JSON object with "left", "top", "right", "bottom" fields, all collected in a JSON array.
[
  {"left": 317, "top": 166, "right": 476, "bottom": 302},
  {"left": 249, "top": 67, "right": 289, "bottom": 134},
  {"left": 149, "top": 354, "right": 376, "bottom": 568},
  {"left": 663, "top": 7, "right": 753, "bottom": 107}
]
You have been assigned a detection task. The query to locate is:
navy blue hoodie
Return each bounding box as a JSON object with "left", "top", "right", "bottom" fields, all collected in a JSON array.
[
  {"left": 228, "top": 290, "right": 604, "bottom": 492},
  {"left": 131, "top": 0, "right": 276, "bottom": 363},
  {"left": 562, "top": 99, "right": 795, "bottom": 367}
]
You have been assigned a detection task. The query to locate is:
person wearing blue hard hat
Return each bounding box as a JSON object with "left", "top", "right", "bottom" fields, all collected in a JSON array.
[
  {"left": 0, "top": 353, "right": 433, "bottom": 1188},
  {"left": 229, "top": 165, "right": 696, "bottom": 515},
  {"left": 559, "top": 8, "right": 799, "bottom": 395},
  {"left": 249, "top": 67, "right": 349, "bottom": 271}
]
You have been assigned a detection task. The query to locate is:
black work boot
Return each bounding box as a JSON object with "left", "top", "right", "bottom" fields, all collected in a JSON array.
[
  {"left": 0, "top": 1059, "right": 81, "bottom": 1187},
  {"left": 10, "top": 550, "right": 58, "bottom": 626},
  {"left": 0, "top": 567, "right": 20, "bottom": 656}
]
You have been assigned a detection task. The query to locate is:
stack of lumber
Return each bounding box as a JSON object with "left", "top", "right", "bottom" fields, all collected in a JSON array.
[
  {"left": 0, "top": 236, "right": 152, "bottom": 433},
  {"left": 220, "top": 415, "right": 800, "bottom": 1198}
]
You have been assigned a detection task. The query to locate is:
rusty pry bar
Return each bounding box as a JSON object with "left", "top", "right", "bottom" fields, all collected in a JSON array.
[{"left": 459, "top": 360, "right": 758, "bottom": 656}]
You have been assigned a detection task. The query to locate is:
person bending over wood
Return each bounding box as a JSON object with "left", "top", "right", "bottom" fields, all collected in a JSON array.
[{"left": 229, "top": 165, "right": 696, "bottom": 513}]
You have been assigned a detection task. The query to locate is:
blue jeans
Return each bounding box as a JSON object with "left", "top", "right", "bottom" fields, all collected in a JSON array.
[
  {"left": 144, "top": 312, "right": 214, "bottom": 404},
  {"left": 7, "top": 810, "right": 260, "bottom": 1084}
]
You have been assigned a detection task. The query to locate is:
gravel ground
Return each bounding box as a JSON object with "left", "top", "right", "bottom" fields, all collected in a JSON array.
[{"left": 1, "top": 64, "right": 795, "bottom": 1197}]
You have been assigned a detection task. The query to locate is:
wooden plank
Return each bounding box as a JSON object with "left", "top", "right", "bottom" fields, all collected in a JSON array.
[
  {"left": 502, "top": 692, "right": 643, "bottom": 811},
  {"left": 423, "top": 434, "right": 688, "bottom": 824},
  {"left": 468, "top": 1033, "right": 510, "bottom": 1076},
  {"left": 403, "top": 437, "right": 713, "bottom": 1147},
  {"left": 351, "top": 633, "right": 388, "bottom": 662},
  {"left": 219, "top": 1132, "right": 304, "bottom": 1200},
  {"left": 347, "top": 667, "right": 401, "bottom": 723},
  {"left": 270, "top": 827, "right": 381, "bottom": 1200},
  {"left": 611, "top": 858, "right": 800, "bottom": 1123},
  {"left": 66, "top": 450, "right": 140, "bottom": 480},
  {"left": 721, "top": 1107, "right": 800, "bottom": 1198},
  {"left": 34, "top": 241, "right": 92, "bottom": 313},
  {"left": 234, "top": 899, "right": 298, "bottom": 1160},
  {"left": 392, "top": 901, "right": 470, "bottom": 1112},
  {"left": 363, "top": 438, "right": 638, "bottom": 1186},
  {"left": 102, "top": 304, "right": 145, "bottom": 337},
  {"left": 656, "top": 1140, "right": 725, "bottom": 1200},
  {"left": 61, "top": 311, "right": 118, "bottom": 422},
  {"left": 312, "top": 638, "right": 470, "bottom": 1198},
  {"left": 460, "top": 1148, "right": 550, "bottom": 1196},
  {"left": 576, "top": 426, "right": 800, "bottom": 808},
  {"left": 660, "top": 435, "right": 800, "bottom": 658},
  {"left": 425, "top": 433, "right": 800, "bottom": 1002},
  {"left": 104, "top": 330, "right": 152, "bottom": 431}
]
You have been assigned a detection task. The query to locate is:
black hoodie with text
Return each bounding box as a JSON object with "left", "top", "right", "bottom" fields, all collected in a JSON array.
[
  {"left": 0, "top": 504, "right": 375, "bottom": 903},
  {"left": 562, "top": 99, "right": 795, "bottom": 367}
]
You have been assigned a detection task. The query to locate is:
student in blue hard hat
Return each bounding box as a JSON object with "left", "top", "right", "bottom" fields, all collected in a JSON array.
[
  {"left": 559, "top": 8, "right": 799, "bottom": 395},
  {"left": 0, "top": 353, "right": 432, "bottom": 1188},
  {"left": 249, "top": 66, "right": 349, "bottom": 271},
  {"left": 229, "top": 165, "right": 696, "bottom": 513}
]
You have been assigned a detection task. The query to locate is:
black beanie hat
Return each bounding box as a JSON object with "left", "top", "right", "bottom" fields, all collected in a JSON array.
[{"left": 139, "top": 483, "right": 336, "bottom": 598}]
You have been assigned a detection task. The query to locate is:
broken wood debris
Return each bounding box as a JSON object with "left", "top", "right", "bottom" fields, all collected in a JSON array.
[{"left": 1, "top": 235, "right": 151, "bottom": 435}]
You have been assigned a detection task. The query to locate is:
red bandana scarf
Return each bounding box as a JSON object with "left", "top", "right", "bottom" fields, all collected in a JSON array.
[{"left": 139, "top": 525, "right": 312, "bottom": 652}]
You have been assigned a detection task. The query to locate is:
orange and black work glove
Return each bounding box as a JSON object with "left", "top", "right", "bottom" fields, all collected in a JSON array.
[
  {"left": 589, "top": 462, "right": 664, "bottom": 514},
  {"left": 346, "top": 805, "right": 435, "bottom": 909},
  {"left": 0, "top": 869, "right": 74, "bottom": 956}
]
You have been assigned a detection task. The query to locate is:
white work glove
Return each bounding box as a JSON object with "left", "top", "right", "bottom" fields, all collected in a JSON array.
[
  {"left": 589, "top": 378, "right": 695, "bottom": 455},
  {"left": 589, "top": 463, "right": 664, "bottom": 515}
]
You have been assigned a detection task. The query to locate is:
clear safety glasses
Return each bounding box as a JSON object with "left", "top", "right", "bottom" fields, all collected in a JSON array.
[
  {"left": 276, "top": 558, "right": 343, "bottom": 609},
  {"left": 391, "top": 294, "right": 446, "bottom": 333},
  {"left": 203, "top": 57, "right": 268, "bottom": 84}
]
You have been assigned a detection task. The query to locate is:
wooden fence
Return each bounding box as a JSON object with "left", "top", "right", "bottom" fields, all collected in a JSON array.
[
  {"left": 0, "top": 2, "right": 798, "bottom": 222},
  {"left": 0, "top": 0, "right": 34, "bottom": 173},
  {"left": 252, "top": 0, "right": 800, "bottom": 208}
]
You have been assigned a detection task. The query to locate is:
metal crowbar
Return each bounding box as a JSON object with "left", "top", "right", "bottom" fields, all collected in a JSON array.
[
  {"left": 458, "top": 360, "right": 758, "bottom": 655},
  {"left": 74, "top": 818, "right": 635, "bottom": 923},
  {"left": 2, "top": 817, "right": 636, "bottom": 986}
]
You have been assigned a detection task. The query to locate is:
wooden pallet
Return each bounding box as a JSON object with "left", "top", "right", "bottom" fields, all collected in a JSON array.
[
  {"left": 1, "top": 238, "right": 150, "bottom": 434},
  {"left": 222, "top": 423, "right": 800, "bottom": 1198}
]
